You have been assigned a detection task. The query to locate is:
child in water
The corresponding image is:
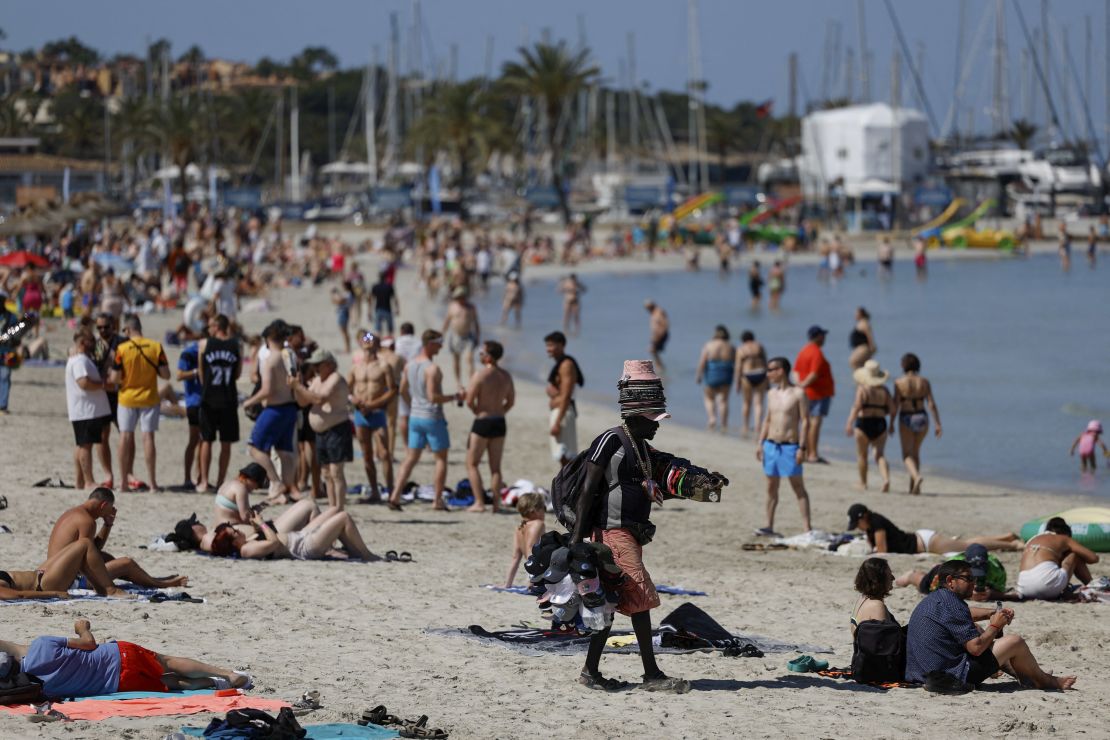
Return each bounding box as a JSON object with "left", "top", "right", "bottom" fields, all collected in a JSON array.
[
  {"left": 1070, "top": 420, "right": 1108, "bottom": 472},
  {"left": 504, "top": 492, "right": 546, "bottom": 587}
]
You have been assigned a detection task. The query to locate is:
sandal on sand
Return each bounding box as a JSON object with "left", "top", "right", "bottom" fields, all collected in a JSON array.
[
  {"left": 398, "top": 551, "right": 412, "bottom": 562},
  {"left": 292, "top": 689, "right": 322, "bottom": 715},
  {"left": 398, "top": 715, "right": 449, "bottom": 739},
  {"left": 127, "top": 479, "right": 150, "bottom": 492},
  {"left": 385, "top": 550, "right": 399, "bottom": 561},
  {"left": 787, "top": 655, "right": 828, "bottom": 673},
  {"left": 360, "top": 705, "right": 404, "bottom": 727},
  {"left": 640, "top": 672, "right": 691, "bottom": 693},
  {"left": 578, "top": 671, "right": 631, "bottom": 692}
]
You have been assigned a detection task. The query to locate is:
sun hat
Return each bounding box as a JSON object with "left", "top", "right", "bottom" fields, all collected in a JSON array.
[
  {"left": 807, "top": 325, "right": 828, "bottom": 340},
  {"left": 238, "top": 463, "right": 270, "bottom": 488},
  {"left": 852, "top": 359, "right": 890, "bottom": 387},
  {"left": 847, "top": 503, "right": 869, "bottom": 530},
  {"left": 1088, "top": 420, "right": 1103, "bottom": 433}
]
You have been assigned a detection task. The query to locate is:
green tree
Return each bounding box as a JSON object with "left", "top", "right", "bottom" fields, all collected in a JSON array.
[
  {"left": 501, "top": 41, "right": 598, "bottom": 223},
  {"left": 50, "top": 92, "right": 103, "bottom": 158},
  {"left": 705, "top": 111, "right": 738, "bottom": 183},
  {"left": 290, "top": 46, "right": 338, "bottom": 80},
  {"left": 152, "top": 96, "right": 199, "bottom": 205},
  {"left": 41, "top": 36, "right": 99, "bottom": 65}
]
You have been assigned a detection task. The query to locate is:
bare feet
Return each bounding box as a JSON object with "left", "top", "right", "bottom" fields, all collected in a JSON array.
[
  {"left": 911, "top": 477, "right": 923, "bottom": 495},
  {"left": 155, "top": 575, "right": 189, "bottom": 587},
  {"left": 105, "top": 586, "right": 138, "bottom": 599},
  {"left": 465, "top": 504, "right": 487, "bottom": 513},
  {"left": 1052, "top": 675, "right": 1078, "bottom": 690},
  {"left": 856, "top": 482, "right": 867, "bottom": 492},
  {"left": 880, "top": 481, "right": 890, "bottom": 493}
]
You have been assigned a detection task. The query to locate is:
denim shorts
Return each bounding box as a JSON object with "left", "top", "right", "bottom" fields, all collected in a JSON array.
[
  {"left": 808, "top": 396, "right": 831, "bottom": 417},
  {"left": 408, "top": 416, "right": 449, "bottom": 452}
]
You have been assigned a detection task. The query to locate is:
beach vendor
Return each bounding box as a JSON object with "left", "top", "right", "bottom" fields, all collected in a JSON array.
[{"left": 570, "top": 360, "right": 728, "bottom": 693}]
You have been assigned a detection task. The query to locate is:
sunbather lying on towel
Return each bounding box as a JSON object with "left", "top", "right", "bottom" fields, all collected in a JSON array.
[
  {"left": 1, "top": 537, "right": 134, "bottom": 599},
  {"left": 0, "top": 619, "right": 251, "bottom": 697}
]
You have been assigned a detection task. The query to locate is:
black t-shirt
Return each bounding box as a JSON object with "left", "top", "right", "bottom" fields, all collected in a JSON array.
[
  {"left": 200, "top": 337, "right": 241, "bottom": 408},
  {"left": 866, "top": 513, "right": 918, "bottom": 554},
  {"left": 588, "top": 427, "right": 654, "bottom": 530},
  {"left": 370, "top": 282, "right": 395, "bottom": 312}
]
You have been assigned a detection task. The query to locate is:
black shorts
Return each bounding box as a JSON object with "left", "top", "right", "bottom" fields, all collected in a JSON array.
[
  {"left": 107, "top": 391, "right": 119, "bottom": 428},
  {"left": 471, "top": 416, "right": 507, "bottom": 439},
  {"left": 198, "top": 404, "right": 240, "bottom": 443},
  {"left": 965, "top": 649, "right": 1001, "bottom": 685},
  {"left": 298, "top": 406, "right": 316, "bottom": 443},
  {"left": 72, "top": 415, "right": 111, "bottom": 446},
  {"left": 317, "top": 421, "right": 353, "bottom": 465},
  {"left": 186, "top": 406, "right": 200, "bottom": 427},
  {"left": 652, "top": 331, "right": 669, "bottom": 353}
]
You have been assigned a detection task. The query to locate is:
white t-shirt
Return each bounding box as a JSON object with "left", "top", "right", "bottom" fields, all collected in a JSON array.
[
  {"left": 394, "top": 335, "right": 422, "bottom": 361},
  {"left": 183, "top": 296, "right": 207, "bottom": 333},
  {"left": 65, "top": 354, "right": 110, "bottom": 421}
]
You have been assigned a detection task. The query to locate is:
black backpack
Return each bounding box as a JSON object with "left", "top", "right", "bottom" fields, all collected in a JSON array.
[
  {"left": 551, "top": 448, "right": 593, "bottom": 529},
  {"left": 851, "top": 620, "right": 907, "bottom": 683},
  {"left": 0, "top": 670, "right": 44, "bottom": 705}
]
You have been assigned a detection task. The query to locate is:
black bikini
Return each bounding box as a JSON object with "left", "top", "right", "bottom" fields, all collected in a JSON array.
[
  {"left": 855, "top": 388, "right": 889, "bottom": 441},
  {"left": 849, "top": 328, "right": 868, "bottom": 348}
]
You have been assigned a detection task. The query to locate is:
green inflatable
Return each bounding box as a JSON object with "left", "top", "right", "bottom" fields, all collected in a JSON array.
[{"left": 1020, "top": 507, "right": 1110, "bottom": 552}]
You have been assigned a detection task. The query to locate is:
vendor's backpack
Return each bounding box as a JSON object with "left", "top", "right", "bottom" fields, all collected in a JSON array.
[
  {"left": 551, "top": 448, "right": 592, "bottom": 529},
  {"left": 851, "top": 620, "right": 907, "bottom": 684}
]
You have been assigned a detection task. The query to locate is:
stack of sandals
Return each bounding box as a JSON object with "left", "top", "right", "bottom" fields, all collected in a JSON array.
[{"left": 360, "top": 705, "right": 448, "bottom": 738}]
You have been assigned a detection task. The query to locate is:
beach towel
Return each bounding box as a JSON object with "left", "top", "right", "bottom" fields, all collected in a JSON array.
[
  {"left": 0, "top": 588, "right": 205, "bottom": 606},
  {"left": 815, "top": 667, "right": 920, "bottom": 690},
  {"left": 183, "top": 723, "right": 400, "bottom": 738},
  {"left": 480, "top": 583, "right": 705, "bottom": 597},
  {"left": 480, "top": 584, "right": 533, "bottom": 595},
  {"left": 0, "top": 691, "right": 287, "bottom": 720}
]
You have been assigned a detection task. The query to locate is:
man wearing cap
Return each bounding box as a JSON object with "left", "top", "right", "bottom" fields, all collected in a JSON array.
[
  {"left": 212, "top": 463, "right": 270, "bottom": 525},
  {"left": 348, "top": 333, "right": 396, "bottom": 502},
  {"left": 390, "top": 330, "right": 463, "bottom": 511},
  {"left": 897, "top": 543, "right": 1021, "bottom": 602},
  {"left": 569, "top": 360, "right": 727, "bottom": 693},
  {"left": 441, "top": 287, "right": 479, "bottom": 387},
  {"left": 794, "top": 325, "right": 834, "bottom": 463},
  {"left": 242, "top": 321, "right": 298, "bottom": 502},
  {"left": 755, "top": 356, "right": 812, "bottom": 537},
  {"left": 291, "top": 349, "right": 353, "bottom": 511}
]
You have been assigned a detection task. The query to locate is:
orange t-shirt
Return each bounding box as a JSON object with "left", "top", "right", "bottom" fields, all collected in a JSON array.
[{"left": 794, "top": 342, "right": 834, "bottom": 400}]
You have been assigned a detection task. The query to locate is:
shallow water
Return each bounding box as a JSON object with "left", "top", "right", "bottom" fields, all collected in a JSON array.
[{"left": 471, "top": 252, "right": 1110, "bottom": 497}]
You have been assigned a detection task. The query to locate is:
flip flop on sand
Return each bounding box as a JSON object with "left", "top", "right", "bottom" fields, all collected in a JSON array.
[
  {"left": 126, "top": 480, "right": 150, "bottom": 492},
  {"left": 578, "top": 671, "right": 631, "bottom": 692},
  {"left": 639, "top": 673, "right": 691, "bottom": 693},
  {"left": 360, "top": 705, "right": 404, "bottom": 727}
]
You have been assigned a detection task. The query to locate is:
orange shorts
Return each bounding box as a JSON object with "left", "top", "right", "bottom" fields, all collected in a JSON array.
[
  {"left": 596, "top": 528, "right": 660, "bottom": 616},
  {"left": 116, "top": 641, "right": 168, "bottom": 693}
]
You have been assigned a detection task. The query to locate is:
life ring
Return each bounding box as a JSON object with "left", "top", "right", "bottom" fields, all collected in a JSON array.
[{"left": 1020, "top": 507, "right": 1110, "bottom": 552}]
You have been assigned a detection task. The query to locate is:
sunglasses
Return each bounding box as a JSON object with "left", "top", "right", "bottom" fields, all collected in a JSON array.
[{"left": 361, "top": 332, "right": 376, "bottom": 343}]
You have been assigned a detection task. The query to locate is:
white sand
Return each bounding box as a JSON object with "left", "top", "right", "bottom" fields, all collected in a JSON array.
[{"left": 0, "top": 241, "right": 1104, "bottom": 738}]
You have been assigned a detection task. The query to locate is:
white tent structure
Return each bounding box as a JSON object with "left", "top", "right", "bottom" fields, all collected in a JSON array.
[{"left": 798, "top": 103, "right": 930, "bottom": 199}]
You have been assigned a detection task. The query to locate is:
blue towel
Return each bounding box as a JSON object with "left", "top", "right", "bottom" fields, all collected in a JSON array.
[
  {"left": 70, "top": 688, "right": 214, "bottom": 702},
  {"left": 183, "top": 723, "right": 400, "bottom": 738},
  {"left": 655, "top": 585, "right": 707, "bottom": 597},
  {"left": 481, "top": 584, "right": 533, "bottom": 594}
]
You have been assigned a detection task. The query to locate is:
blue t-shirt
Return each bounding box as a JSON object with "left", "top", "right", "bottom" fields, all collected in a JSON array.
[
  {"left": 20, "top": 636, "right": 121, "bottom": 697},
  {"left": 60, "top": 287, "right": 75, "bottom": 311},
  {"left": 905, "top": 588, "right": 981, "bottom": 683},
  {"left": 178, "top": 343, "right": 202, "bottom": 408}
]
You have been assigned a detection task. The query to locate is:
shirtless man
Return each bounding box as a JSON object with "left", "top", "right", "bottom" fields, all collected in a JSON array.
[
  {"left": 79, "top": 262, "right": 100, "bottom": 315},
  {"left": 442, "top": 286, "right": 480, "bottom": 387},
  {"left": 754, "top": 357, "right": 812, "bottom": 536},
  {"left": 644, "top": 300, "right": 669, "bottom": 372},
  {"left": 559, "top": 274, "right": 586, "bottom": 334},
  {"left": 376, "top": 336, "right": 406, "bottom": 463},
  {"left": 501, "top": 275, "right": 524, "bottom": 327},
  {"left": 47, "top": 488, "right": 187, "bottom": 590},
  {"left": 545, "top": 331, "right": 583, "bottom": 466},
  {"left": 348, "top": 333, "right": 396, "bottom": 502},
  {"left": 735, "top": 330, "right": 769, "bottom": 435},
  {"left": 292, "top": 349, "right": 353, "bottom": 510},
  {"left": 464, "top": 341, "right": 515, "bottom": 513},
  {"left": 694, "top": 325, "right": 734, "bottom": 431},
  {"left": 241, "top": 321, "right": 298, "bottom": 502},
  {"left": 768, "top": 261, "right": 786, "bottom": 311},
  {"left": 748, "top": 261, "right": 764, "bottom": 310},
  {"left": 1016, "top": 517, "right": 1100, "bottom": 600}
]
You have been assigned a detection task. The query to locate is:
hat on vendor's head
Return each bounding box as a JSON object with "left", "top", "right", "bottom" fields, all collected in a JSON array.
[{"left": 617, "top": 360, "right": 669, "bottom": 421}]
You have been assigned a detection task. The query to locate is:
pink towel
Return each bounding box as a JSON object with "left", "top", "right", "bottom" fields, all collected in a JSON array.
[{"left": 0, "top": 691, "right": 289, "bottom": 721}]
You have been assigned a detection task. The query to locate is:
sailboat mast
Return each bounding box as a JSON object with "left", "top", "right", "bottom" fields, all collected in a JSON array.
[
  {"left": 857, "top": 0, "right": 871, "bottom": 102},
  {"left": 290, "top": 85, "right": 300, "bottom": 202},
  {"left": 366, "top": 47, "right": 379, "bottom": 187}
]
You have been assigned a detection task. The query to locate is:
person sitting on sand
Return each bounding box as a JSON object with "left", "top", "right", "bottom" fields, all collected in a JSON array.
[
  {"left": 906, "top": 560, "right": 1076, "bottom": 691},
  {"left": 847, "top": 503, "right": 1024, "bottom": 555},
  {"left": 213, "top": 463, "right": 270, "bottom": 525},
  {"left": 1, "top": 538, "right": 134, "bottom": 599},
  {"left": 851, "top": 558, "right": 900, "bottom": 636},
  {"left": 1070, "top": 420, "right": 1108, "bottom": 472},
  {"left": 47, "top": 488, "right": 188, "bottom": 589},
  {"left": 849, "top": 558, "right": 908, "bottom": 683},
  {"left": 1016, "top": 517, "right": 1099, "bottom": 601},
  {"left": 504, "top": 493, "right": 545, "bottom": 587},
  {"left": 0, "top": 619, "right": 251, "bottom": 697},
  {"left": 895, "top": 544, "right": 1022, "bottom": 602}
]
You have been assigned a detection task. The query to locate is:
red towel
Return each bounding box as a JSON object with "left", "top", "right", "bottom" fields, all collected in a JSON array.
[{"left": 0, "top": 691, "right": 289, "bottom": 721}]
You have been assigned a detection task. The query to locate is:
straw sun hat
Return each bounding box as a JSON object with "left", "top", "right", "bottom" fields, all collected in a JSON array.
[{"left": 852, "top": 359, "right": 890, "bottom": 387}]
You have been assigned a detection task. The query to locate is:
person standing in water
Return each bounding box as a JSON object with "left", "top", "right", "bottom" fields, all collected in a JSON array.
[
  {"left": 1069, "top": 420, "right": 1107, "bottom": 472},
  {"left": 877, "top": 237, "right": 894, "bottom": 277},
  {"left": 891, "top": 352, "right": 941, "bottom": 495},
  {"left": 694, "top": 325, "right": 735, "bottom": 432},
  {"left": 644, "top": 301, "right": 670, "bottom": 372},
  {"left": 844, "top": 360, "right": 895, "bottom": 492},
  {"left": 748, "top": 261, "right": 764, "bottom": 310},
  {"left": 734, "top": 330, "right": 768, "bottom": 435},
  {"left": 768, "top": 261, "right": 785, "bottom": 310},
  {"left": 848, "top": 307, "right": 876, "bottom": 371},
  {"left": 1057, "top": 222, "right": 1071, "bottom": 271},
  {"left": 1086, "top": 224, "right": 1098, "bottom": 268},
  {"left": 559, "top": 274, "right": 586, "bottom": 335},
  {"left": 912, "top": 237, "right": 927, "bottom": 277}
]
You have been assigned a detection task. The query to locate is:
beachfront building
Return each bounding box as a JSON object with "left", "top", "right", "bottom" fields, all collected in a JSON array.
[{"left": 798, "top": 103, "right": 930, "bottom": 231}]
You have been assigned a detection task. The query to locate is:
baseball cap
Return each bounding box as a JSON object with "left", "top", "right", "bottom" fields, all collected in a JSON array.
[
  {"left": 238, "top": 463, "right": 270, "bottom": 488},
  {"left": 540, "top": 546, "right": 572, "bottom": 583},
  {"left": 847, "top": 503, "right": 868, "bottom": 530},
  {"left": 807, "top": 325, "right": 828, "bottom": 340},
  {"left": 304, "top": 348, "right": 334, "bottom": 365},
  {"left": 964, "top": 544, "right": 989, "bottom": 578}
]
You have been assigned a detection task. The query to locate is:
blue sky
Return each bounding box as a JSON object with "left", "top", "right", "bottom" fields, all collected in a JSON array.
[{"left": 6, "top": 0, "right": 1110, "bottom": 146}]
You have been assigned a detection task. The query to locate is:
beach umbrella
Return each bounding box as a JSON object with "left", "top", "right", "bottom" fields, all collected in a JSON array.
[{"left": 0, "top": 250, "right": 50, "bottom": 268}]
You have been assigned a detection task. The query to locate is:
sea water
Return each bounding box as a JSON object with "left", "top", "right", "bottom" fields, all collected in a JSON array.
[{"left": 470, "top": 252, "right": 1110, "bottom": 497}]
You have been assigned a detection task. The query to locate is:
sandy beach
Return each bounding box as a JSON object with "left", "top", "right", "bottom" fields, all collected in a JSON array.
[{"left": 0, "top": 240, "right": 1105, "bottom": 739}]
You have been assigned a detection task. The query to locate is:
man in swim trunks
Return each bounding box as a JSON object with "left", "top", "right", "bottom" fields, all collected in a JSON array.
[
  {"left": 464, "top": 341, "right": 515, "bottom": 513},
  {"left": 695, "top": 325, "right": 735, "bottom": 431},
  {"left": 644, "top": 300, "right": 669, "bottom": 372},
  {"left": 442, "top": 286, "right": 480, "bottom": 387},
  {"left": 735, "top": 330, "right": 768, "bottom": 435},
  {"left": 1016, "top": 517, "right": 1099, "bottom": 600},
  {"left": 560, "top": 273, "right": 586, "bottom": 334},
  {"left": 47, "top": 488, "right": 188, "bottom": 589},
  {"left": 545, "top": 331, "right": 584, "bottom": 466},
  {"left": 242, "top": 321, "right": 298, "bottom": 502},
  {"left": 794, "top": 325, "right": 834, "bottom": 463},
  {"left": 755, "top": 357, "right": 811, "bottom": 536},
  {"left": 747, "top": 261, "right": 764, "bottom": 310},
  {"left": 348, "top": 332, "right": 396, "bottom": 502},
  {"left": 768, "top": 261, "right": 785, "bottom": 310},
  {"left": 292, "top": 349, "right": 353, "bottom": 511},
  {"left": 391, "top": 322, "right": 422, "bottom": 458},
  {"left": 1, "top": 619, "right": 251, "bottom": 697}
]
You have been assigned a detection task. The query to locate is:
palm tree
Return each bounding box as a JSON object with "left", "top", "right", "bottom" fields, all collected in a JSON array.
[
  {"left": 705, "top": 111, "right": 737, "bottom": 184},
  {"left": 501, "top": 42, "right": 598, "bottom": 224},
  {"left": 1009, "top": 119, "right": 1038, "bottom": 150},
  {"left": 408, "top": 79, "right": 501, "bottom": 219},
  {"left": 152, "top": 95, "right": 199, "bottom": 206},
  {"left": 113, "top": 96, "right": 155, "bottom": 196},
  {"left": 228, "top": 88, "right": 276, "bottom": 182}
]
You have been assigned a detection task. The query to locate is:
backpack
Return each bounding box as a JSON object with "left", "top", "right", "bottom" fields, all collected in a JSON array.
[
  {"left": 551, "top": 448, "right": 593, "bottom": 529},
  {"left": 203, "top": 707, "right": 306, "bottom": 739},
  {"left": 0, "top": 670, "right": 44, "bottom": 705},
  {"left": 851, "top": 619, "right": 907, "bottom": 684}
]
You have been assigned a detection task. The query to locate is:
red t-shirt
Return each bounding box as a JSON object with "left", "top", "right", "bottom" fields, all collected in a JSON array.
[{"left": 794, "top": 342, "right": 834, "bottom": 400}]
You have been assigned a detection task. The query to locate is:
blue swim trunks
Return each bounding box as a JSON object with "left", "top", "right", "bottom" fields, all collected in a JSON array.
[
  {"left": 354, "top": 408, "right": 388, "bottom": 430},
  {"left": 408, "top": 416, "right": 450, "bottom": 452},
  {"left": 249, "top": 403, "right": 298, "bottom": 453},
  {"left": 762, "top": 440, "right": 803, "bottom": 478}
]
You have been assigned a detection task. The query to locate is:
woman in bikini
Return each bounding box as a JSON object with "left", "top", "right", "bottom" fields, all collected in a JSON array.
[
  {"left": 844, "top": 360, "right": 895, "bottom": 492},
  {"left": 1, "top": 538, "right": 133, "bottom": 599},
  {"left": 891, "top": 352, "right": 941, "bottom": 495},
  {"left": 847, "top": 307, "right": 876, "bottom": 371},
  {"left": 207, "top": 501, "right": 380, "bottom": 561},
  {"left": 848, "top": 503, "right": 1023, "bottom": 555}
]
